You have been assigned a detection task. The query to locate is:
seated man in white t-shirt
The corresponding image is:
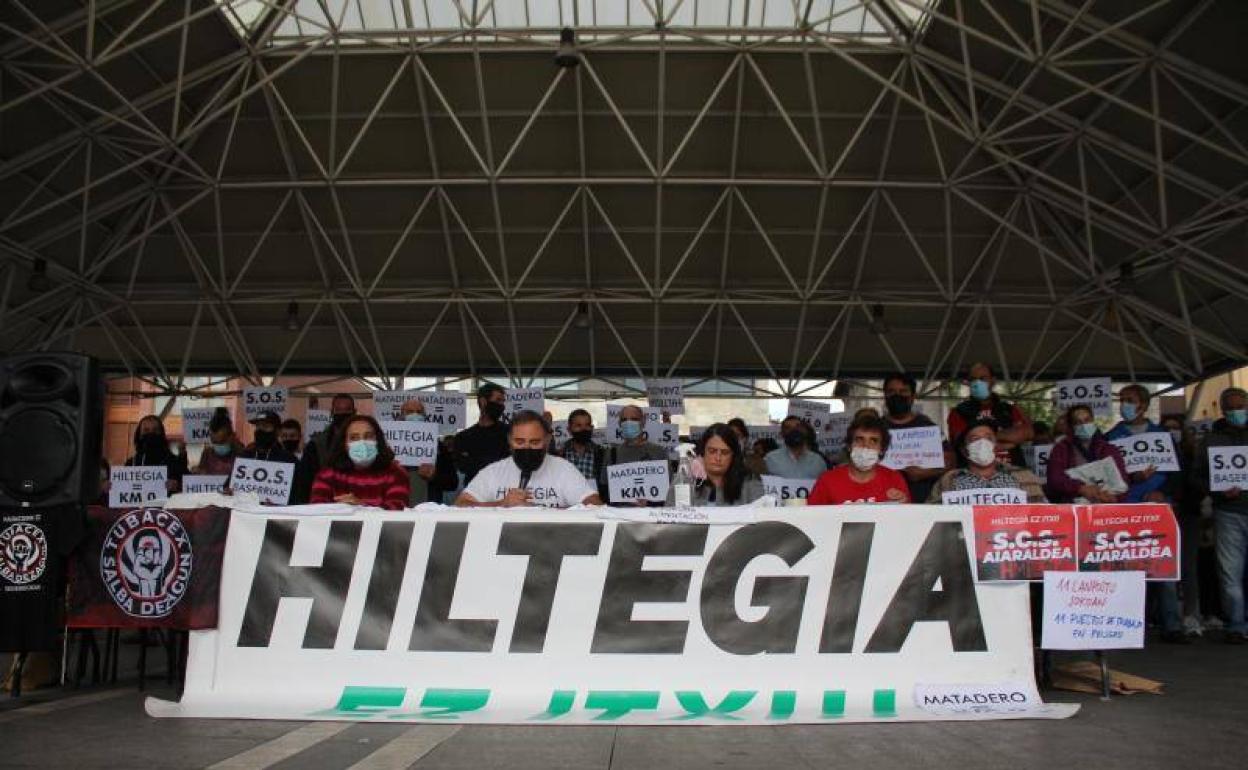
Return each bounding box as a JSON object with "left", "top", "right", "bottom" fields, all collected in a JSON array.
[{"left": 455, "top": 410, "right": 602, "bottom": 508}]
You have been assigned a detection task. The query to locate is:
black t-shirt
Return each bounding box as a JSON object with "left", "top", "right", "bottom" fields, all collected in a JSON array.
[
  {"left": 453, "top": 422, "right": 510, "bottom": 484},
  {"left": 0, "top": 505, "right": 84, "bottom": 652}
]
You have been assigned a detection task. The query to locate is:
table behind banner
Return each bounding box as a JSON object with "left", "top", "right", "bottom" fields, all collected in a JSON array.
[
  {"left": 67, "top": 506, "right": 230, "bottom": 630},
  {"left": 149, "top": 505, "right": 1083, "bottom": 725}
]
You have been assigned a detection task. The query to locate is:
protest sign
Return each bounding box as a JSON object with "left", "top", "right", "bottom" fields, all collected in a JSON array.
[
  {"left": 882, "top": 425, "right": 945, "bottom": 470},
  {"left": 1076, "top": 503, "right": 1179, "bottom": 580},
  {"left": 109, "top": 466, "right": 167, "bottom": 508},
  {"left": 971, "top": 505, "right": 1078, "bottom": 581},
  {"left": 505, "top": 387, "right": 544, "bottom": 418},
  {"left": 231, "top": 458, "right": 294, "bottom": 505},
  {"left": 786, "top": 399, "right": 832, "bottom": 431},
  {"left": 1110, "top": 432, "right": 1179, "bottom": 473},
  {"left": 1208, "top": 446, "right": 1248, "bottom": 492},
  {"left": 606, "top": 460, "right": 670, "bottom": 504},
  {"left": 242, "top": 386, "right": 288, "bottom": 421},
  {"left": 180, "top": 408, "right": 216, "bottom": 445},
  {"left": 760, "top": 475, "right": 816, "bottom": 502},
  {"left": 1053, "top": 378, "right": 1112, "bottom": 417},
  {"left": 182, "top": 475, "right": 228, "bottom": 495},
  {"left": 646, "top": 379, "right": 684, "bottom": 415},
  {"left": 1041, "top": 571, "right": 1145, "bottom": 650},
  {"left": 380, "top": 420, "right": 438, "bottom": 468}
]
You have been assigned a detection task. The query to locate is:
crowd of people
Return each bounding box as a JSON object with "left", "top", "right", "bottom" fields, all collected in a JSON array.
[{"left": 113, "top": 364, "right": 1248, "bottom": 643}]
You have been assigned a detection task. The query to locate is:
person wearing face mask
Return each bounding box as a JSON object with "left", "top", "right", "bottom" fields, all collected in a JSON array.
[
  {"left": 928, "top": 421, "right": 1047, "bottom": 503},
  {"left": 666, "top": 424, "right": 764, "bottom": 507},
  {"left": 1044, "top": 405, "right": 1127, "bottom": 504},
  {"left": 293, "top": 393, "right": 357, "bottom": 504},
  {"left": 194, "top": 407, "right": 241, "bottom": 475},
  {"left": 808, "top": 415, "right": 910, "bottom": 505},
  {"left": 279, "top": 419, "right": 303, "bottom": 459},
  {"left": 456, "top": 411, "right": 601, "bottom": 508},
  {"left": 947, "top": 362, "right": 1034, "bottom": 467},
  {"left": 309, "top": 415, "right": 410, "bottom": 510},
  {"left": 881, "top": 372, "right": 947, "bottom": 503},
  {"left": 400, "top": 398, "right": 458, "bottom": 505},
  {"left": 764, "top": 416, "right": 828, "bottom": 480},
  {"left": 125, "top": 415, "right": 188, "bottom": 493},
  {"left": 454, "top": 382, "right": 511, "bottom": 486},
  {"left": 1192, "top": 387, "right": 1248, "bottom": 644}
]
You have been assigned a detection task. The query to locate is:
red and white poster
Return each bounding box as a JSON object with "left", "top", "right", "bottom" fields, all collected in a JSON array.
[
  {"left": 972, "top": 505, "right": 1078, "bottom": 582},
  {"left": 1075, "top": 504, "right": 1179, "bottom": 581}
]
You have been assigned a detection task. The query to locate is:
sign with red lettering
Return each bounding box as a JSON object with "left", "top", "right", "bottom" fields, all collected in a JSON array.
[
  {"left": 1075, "top": 503, "right": 1179, "bottom": 580},
  {"left": 972, "top": 505, "right": 1077, "bottom": 582}
]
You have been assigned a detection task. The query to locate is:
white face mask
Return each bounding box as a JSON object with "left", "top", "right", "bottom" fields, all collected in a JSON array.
[
  {"left": 850, "top": 446, "right": 880, "bottom": 471},
  {"left": 967, "top": 438, "right": 997, "bottom": 467}
]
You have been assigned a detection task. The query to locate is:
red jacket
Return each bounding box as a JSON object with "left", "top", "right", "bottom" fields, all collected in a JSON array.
[{"left": 310, "top": 461, "right": 410, "bottom": 511}]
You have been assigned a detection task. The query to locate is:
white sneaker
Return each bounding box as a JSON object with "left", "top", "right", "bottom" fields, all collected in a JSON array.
[{"left": 1183, "top": 615, "right": 1204, "bottom": 636}]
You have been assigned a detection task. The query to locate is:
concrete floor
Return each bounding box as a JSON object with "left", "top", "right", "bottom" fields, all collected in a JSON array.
[{"left": 2, "top": 638, "right": 1246, "bottom": 770}]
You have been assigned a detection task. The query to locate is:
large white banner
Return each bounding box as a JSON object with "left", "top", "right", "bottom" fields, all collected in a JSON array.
[{"left": 149, "top": 507, "right": 1076, "bottom": 725}]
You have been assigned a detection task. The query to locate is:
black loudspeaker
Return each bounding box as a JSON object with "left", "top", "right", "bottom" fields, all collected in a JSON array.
[{"left": 0, "top": 352, "right": 103, "bottom": 507}]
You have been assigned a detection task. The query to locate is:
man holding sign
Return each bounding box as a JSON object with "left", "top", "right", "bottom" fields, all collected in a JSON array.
[
  {"left": 928, "top": 421, "right": 1047, "bottom": 504},
  {"left": 1193, "top": 386, "right": 1248, "bottom": 644}
]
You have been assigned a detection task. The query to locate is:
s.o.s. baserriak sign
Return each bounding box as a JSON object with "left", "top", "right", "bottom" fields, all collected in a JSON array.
[{"left": 147, "top": 507, "right": 1077, "bottom": 724}]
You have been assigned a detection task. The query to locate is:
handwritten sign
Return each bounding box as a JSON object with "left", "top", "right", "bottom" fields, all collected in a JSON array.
[
  {"left": 1053, "top": 377, "right": 1112, "bottom": 417},
  {"left": 380, "top": 420, "right": 438, "bottom": 468},
  {"left": 645, "top": 379, "right": 684, "bottom": 415},
  {"left": 882, "top": 425, "right": 945, "bottom": 470},
  {"left": 941, "top": 487, "right": 1026, "bottom": 506},
  {"left": 182, "top": 475, "right": 227, "bottom": 495},
  {"left": 242, "top": 386, "right": 288, "bottom": 421},
  {"left": 306, "top": 409, "right": 331, "bottom": 437},
  {"left": 1041, "top": 571, "right": 1145, "bottom": 650},
  {"left": 504, "top": 387, "right": 544, "bottom": 418},
  {"left": 1025, "top": 443, "right": 1052, "bottom": 480},
  {"left": 180, "top": 408, "right": 216, "bottom": 445},
  {"left": 1209, "top": 446, "right": 1248, "bottom": 492},
  {"left": 108, "top": 466, "right": 167, "bottom": 508},
  {"left": 231, "top": 458, "right": 295, "bottom": 505},
  {"left": 786, "top": 399, "right": 832, "bottom": 431},
  {"left": 606, "top": 460, "right": 670, "bottom": 504},
  {"left": 761, "top": 475, "right": 816, "bottom": 502},
  {"left": 1110, "top": 432, "right": 1179, "bottom": 473}
]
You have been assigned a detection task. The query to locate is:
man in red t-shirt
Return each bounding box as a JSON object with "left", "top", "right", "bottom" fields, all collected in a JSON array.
[
  {"left": 946, "top": 361, "right": 1033, "bottom": 467},
  {"left": 809, "top": 414, "right": 911, "bottom": 505}
]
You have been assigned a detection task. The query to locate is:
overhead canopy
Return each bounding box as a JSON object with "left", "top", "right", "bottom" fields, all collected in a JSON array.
[{"left": 1, "top": 0, "right": 1245, "bottom": 387}]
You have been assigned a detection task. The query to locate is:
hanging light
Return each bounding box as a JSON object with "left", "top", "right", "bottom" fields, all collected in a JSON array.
[
  {"left": 27, "top": 258, "right": 50, "bottom": 293},
  {"left": 555, "top": 27, "right": 580, "bottom": 68},
  {"left": 284, "top": 301, "right": 300, "bottom": 331},
  {"left": 574, "top": 300, "right": 592, "bottom": 329},
  {"left": 869, "top": 303, "right": 889, "bottom": 335}
]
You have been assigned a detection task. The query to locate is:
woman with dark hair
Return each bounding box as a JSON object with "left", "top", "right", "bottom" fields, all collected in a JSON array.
[
  {"left": 667, "top": 423, "right": 763, "bottom": 507},
  {"left": 1045, "top": 404, "right": 1127, "bottom": 504},
  {"left": 125, "top": 414, "right": 187, "bottom": 493},
  {"left": 309, "top": 415, "right": 410, "bottom": 510},
  {"left": 195, "top": 407, "right": 241, "bottom": 475}
]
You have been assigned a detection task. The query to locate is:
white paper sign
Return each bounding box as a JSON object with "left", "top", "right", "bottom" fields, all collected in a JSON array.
[
  {"left": 242, "top": 386, "right": 289, "bottom": 420},
  {"left": 1041, "top": 571, "right": 1145, "bottom": 650},
  {"left": 646, "top": 379, "right": 684, "bottom": 415},
  {"left": 1110, "top": 432, "right": 1180, "bottom": 473},
  {"left": 108, "top": 466, "right": 168, "bottom": 508},
  {"left": 182, "top": 474, "right": 227, "bottom": 495},
  {"left": 787, "top": 399, "right": 832, "bottom": 430},
  {"left": 1026, "top": 443, "right": 1052, "bottom": 480},
  {"left": 505, "top": 387, "right": 544, "bottom": 418},
  {"left": 380, "top": 420, "right": 438, "bottom": 468},
  {"left": 606, "top": 406, "right": 676, "bottom": 448},
  {"left": 231, "top": 458, "right": 295, "bottom": 505},
  {"left": 941, "top": 487, "right": 1026, "bottom": 506},
  {"left": 883, "top": 425, "right": 945, "bottom": 470},
  {"left": 180, "top": 408, "right": 216, "bottom": 445},
  {"left": 606, "top": 460, "right": 670, "bottom": 504},
  {"left": 761, "top": 474, "right": 816, "bottom": 502},
  {"left": 306, "top": 409, "right": 331, "bottom": 437},
  {"left": 1053, "top": 377, "right": 1112, "bottom": 416},
  {"left": 1209, "top": 446, "right": 1248, "bottom": 492}
]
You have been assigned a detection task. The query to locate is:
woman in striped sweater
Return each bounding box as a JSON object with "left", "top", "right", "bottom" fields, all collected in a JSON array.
[{"left": 309, "top": 415, "right": 410, "bottom": 510}]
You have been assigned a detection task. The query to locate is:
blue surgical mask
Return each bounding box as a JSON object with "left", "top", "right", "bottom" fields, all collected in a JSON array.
[
  {"left": 1229, "top": 409, "right": 1248, "bottom": 428},
  {"left": 348, "top": 439, "right": 379, "bottom": 466},
  {"left": 969, "top": 380, "right": 991, "bottom": 401},
  {"left": 619, "top": 420, "right": 643, "bottom": 441},
  {"left": 211, "top": 443, "right": 232, "bottom": 457},
  {"left": 1074, "top": 422, "right": 1098, "bottom": 441},
  {"left": 404, "top": 413, "right": 426, "bottom": 423},
  {"left": 1120, "top": 403, "right": 1138, "bottom": 421}
]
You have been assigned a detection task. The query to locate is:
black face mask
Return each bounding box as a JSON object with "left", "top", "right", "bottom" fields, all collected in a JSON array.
[
  {"left": 571, "top": 429, "right": 593, "bottom": 444},
  {"left": 281, "top": 439, "right": 301, "bottom": 454},
  {"left": 512, "top": 447, "right": 545, "bottom": 474},
  {"left": 483, "top": 401, "right": 506, "bottom": 421},
  {"left": 254, "top": 430, "right": 275, "bottom": 448},
  {"left": 885, "top": 394, "right": 912, "bottom": 417},
  {"left": 783, "top": 429, "right": 806, "bottom": 449}
]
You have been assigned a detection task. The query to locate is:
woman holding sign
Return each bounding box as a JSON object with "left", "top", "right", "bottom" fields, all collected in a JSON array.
[
  {"left": 927, "top": 421, "right": 1047, "bottom": 503},
  {"left": 1044, "top": 405, "right": 1127, "bottom": 504},
  {"left": 309, "top": 415, "right": 410, "bottom": 510},
  {"left": 665, "top": 424, "right": 763, "bottom": 507}
]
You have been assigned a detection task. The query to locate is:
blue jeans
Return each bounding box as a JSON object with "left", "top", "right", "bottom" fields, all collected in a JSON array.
[{"left": 1215, "top": 508, "right": 1248, "bottom": 634}]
